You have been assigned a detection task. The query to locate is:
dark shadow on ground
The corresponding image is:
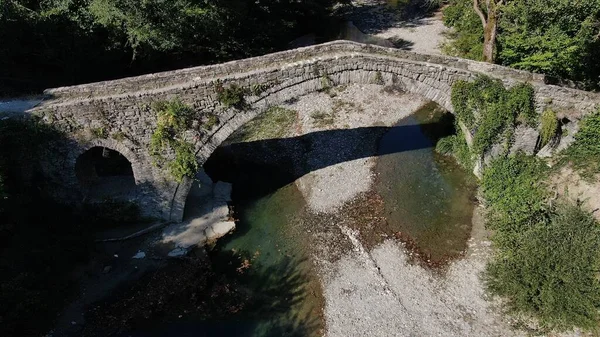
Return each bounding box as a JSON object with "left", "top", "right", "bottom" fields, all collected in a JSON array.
[
  {"left": 82, "top": 249, "right": 319, "bottom": 337},
  {"left": 204, "top": 119, "right": 452, "bottom": 203}
]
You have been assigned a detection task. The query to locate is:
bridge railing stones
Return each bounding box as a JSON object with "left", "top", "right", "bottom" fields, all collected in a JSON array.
[{"left": 30, "top": 40, "right": 600, "bottom": 222}]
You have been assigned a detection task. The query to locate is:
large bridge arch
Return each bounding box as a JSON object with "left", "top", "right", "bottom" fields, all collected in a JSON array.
[{"left": 28, "top": 40, "right": 600, "bottom": 222}]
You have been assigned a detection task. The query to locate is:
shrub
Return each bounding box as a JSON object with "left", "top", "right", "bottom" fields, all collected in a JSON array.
[
  {"left": 563, "top": 108, "right": 600, "bottom": 180},
  {"left": 539, "top": 109, "right": 559, "bottom": 147},
  {"left": 435, "top": 131, "right": 474, "bottom": 170},
  {"left": 482, "top": 154, "right": 548, "bottom": 234},
  {"left": 451, "top": 76, "right": 535, "bottom": 156},
  {"left": 216, "top": 83, "right": 248, "bottom": 109},
  {"left": 485, "top": 202, "right": 600, "bottom": 332},
  {"left": 483, "top": 154, "right": 600, "bottom": 332},
  {"left": 149, "top": 98, "right": 199, "bottom": 182}
]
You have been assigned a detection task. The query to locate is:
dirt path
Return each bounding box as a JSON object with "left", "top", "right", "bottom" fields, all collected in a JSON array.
[{"left": 348, "top": 0, "right": 449, "bottom": 54}]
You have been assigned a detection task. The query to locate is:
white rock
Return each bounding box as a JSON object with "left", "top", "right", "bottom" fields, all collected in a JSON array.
[
  {"left": 210, "top": 221, "right": 236, "bottom": 237},
  {"left": 132, "top": 251, "right": 146, "bottom": 259},
  {"left": 167, "top": 247, "right": 188, "bottom": 257}
]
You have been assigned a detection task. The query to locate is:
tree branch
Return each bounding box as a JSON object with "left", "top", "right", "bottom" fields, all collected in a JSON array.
[{"left": 473, "top": 0, "right": 487, "bottom": 29}]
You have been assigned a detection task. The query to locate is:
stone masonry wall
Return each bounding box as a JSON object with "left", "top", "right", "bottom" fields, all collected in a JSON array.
[{"left": 28, "top": 40, "right": 600, "bottom": 221}]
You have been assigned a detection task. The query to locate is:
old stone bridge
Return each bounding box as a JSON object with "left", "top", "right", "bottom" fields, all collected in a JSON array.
[{"left": 28, "top": 40, "right": 600, "bottom": 222}]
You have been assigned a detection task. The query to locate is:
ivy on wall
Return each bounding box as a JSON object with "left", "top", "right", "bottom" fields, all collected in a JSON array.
[
  {"left": 149, "top": 98, "right": 199, "bottom": 182},
  {"left": 445, "top": 75, "right": 536, "bottom": 166}
]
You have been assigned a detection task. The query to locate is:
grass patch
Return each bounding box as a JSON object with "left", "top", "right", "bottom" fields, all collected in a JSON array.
[
  {"left": 229, "top": 106, "right": 297, "bottom": 143},
  {"left": 310, "top": 110, "right": 335, "bottom": 128}
]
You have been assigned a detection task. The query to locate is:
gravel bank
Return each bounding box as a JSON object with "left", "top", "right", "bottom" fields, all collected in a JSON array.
[
  {"left": 283, "top": 84, "right": 427, "bottom": 213},
  {"left": 281, "top": 84, "right": 524, "bottom": 336}
]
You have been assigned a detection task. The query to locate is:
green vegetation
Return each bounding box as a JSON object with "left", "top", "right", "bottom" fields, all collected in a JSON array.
[
  {"left": 149, "top": 98, "right": 199, "bottom": 182},
  {"left": 539, "top": 109, "right": 559, "bottom": 147},
  {"left": 216, "top": 83, "right": 248, "bottom": 109},
  {"left": 320, "top": 75, "right": 333, "bottom": 92},
  {"left": 435, "top": 130, "right": 473, "bottom": 170},
  {"left": 563, "top": 108, "right": 600, "bottom": 180},
  {"left": 450, "top": 76, "right": 535, "bottom": 157},
  {"left": 1, "top": 0, "right": 343, "bottom": 96},
  {"left": 91, "top": 126, "right": 108, "bottom": 139},
  {"left": 111, "top": 131, "right": 126, "bottom": 142},
  {"left": 229, "top": 106, "right": 298, "bottom": 143},
  {"left": 443, "top": 0, "right": 600, "bottom": 88},
  {"left": 483, "top": 154, "right": 600, "bottom": 332},
  {"left": 310, "top": 110, "right": 335, "bottom": 128},
  {"left": 440, "top": 76, "right": 600, "bottom": 332},
  {"left": 372, "top": 71, "right": 384, "bottom": 85}
]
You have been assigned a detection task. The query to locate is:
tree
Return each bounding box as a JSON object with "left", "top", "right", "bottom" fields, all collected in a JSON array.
[{"left": 471, "top": 0, "right": 504, "bottom": 62}]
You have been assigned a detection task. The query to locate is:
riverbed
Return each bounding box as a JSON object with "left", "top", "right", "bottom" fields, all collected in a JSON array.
[{"left": 77, "top": 84, "right": 519, "bottom": 337}]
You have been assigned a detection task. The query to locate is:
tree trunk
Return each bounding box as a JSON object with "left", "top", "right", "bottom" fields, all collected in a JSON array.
[
  {"left": 482, "top": 12, "right": 498, "bottom": 63},
  {"left": 473, "top": 0, "right": 502, "bottom": 63}
]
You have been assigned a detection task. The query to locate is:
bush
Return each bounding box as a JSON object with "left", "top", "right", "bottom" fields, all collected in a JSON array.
[
  {"left": 149, "top": 98, "right": 199, "bottom": 182},
  {"left": 450, "top": 76, "right": 536, "bottom": 156},
  {"left": 539, "top": 109, "right": 559, "bottom": 147},
  {"left": 216, "top": 83, "right": 248, "bottom": 109},
  {"left": 435, "top": 131, "right": 474, "bottom": 170},
  {"left": 563, "top": 108, "right": 600, "bottom": 180},
  {"left": 483, "top": 154, "right": 600, "bottom": 332},
  {"left": 485, "top": 202, "right": 600, "bottom": 332}
]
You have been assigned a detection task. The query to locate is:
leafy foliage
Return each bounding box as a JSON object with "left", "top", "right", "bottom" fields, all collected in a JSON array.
[
  {"left": 539, "top": 109, "right": 559, "bottom": 147},
  {"left": 216, "top": 83, "right": 248, "bottom": 109},
  {"left": 149, "top": 98, "right": 199, "bottom": 182},
  {"left": 435, "top": 130, "right": 473, "bottom": 170},
  {"left": 442, "top": 0, "right": 484, "bottom": 60},
  {"left": 443, "top": 0, "right": 600, "bottom": 88},
  {"left": 1, "top": 0, "right": 342, "bottom": 96},
  {"left": 483, "top": 154, "right": 600, "bottom": 332},
  {"left": 451, "top": 76, "right": 535, "bottom": 156},
  {"left": 563, "top": 108, "right": 600, "bottom": 180}
]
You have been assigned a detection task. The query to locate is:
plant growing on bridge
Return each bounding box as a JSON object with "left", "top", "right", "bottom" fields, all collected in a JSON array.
[
  {"left": 562, "top": 108, "right": 600, "bottom": 180},
  {"left": 149, "top": 98, "right": 199, "bottom": 182},
  {"left": 539, "top": 109, "right": 559, "bottom": 148},
  {"left": 451, "top": 75, "right": 535, "bottom": 157},
  {"left": 216, "top": 82, "right": 248, "bottom": 109},
  {"left": 435, "top": 130, "right": 474, "bottom": 170}
]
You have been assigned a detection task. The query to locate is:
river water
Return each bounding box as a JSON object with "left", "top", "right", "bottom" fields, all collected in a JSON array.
[
  {"left": 192, "top": 103, "right": 476, "bottom": 335},
  {"left": 122, "top": 101, "right": 475, "bottom": 336}
]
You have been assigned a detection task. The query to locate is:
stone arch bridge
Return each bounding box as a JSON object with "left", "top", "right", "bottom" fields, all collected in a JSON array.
[{"left": 28, "top": 41, "right": 600, "bottom": 222}]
